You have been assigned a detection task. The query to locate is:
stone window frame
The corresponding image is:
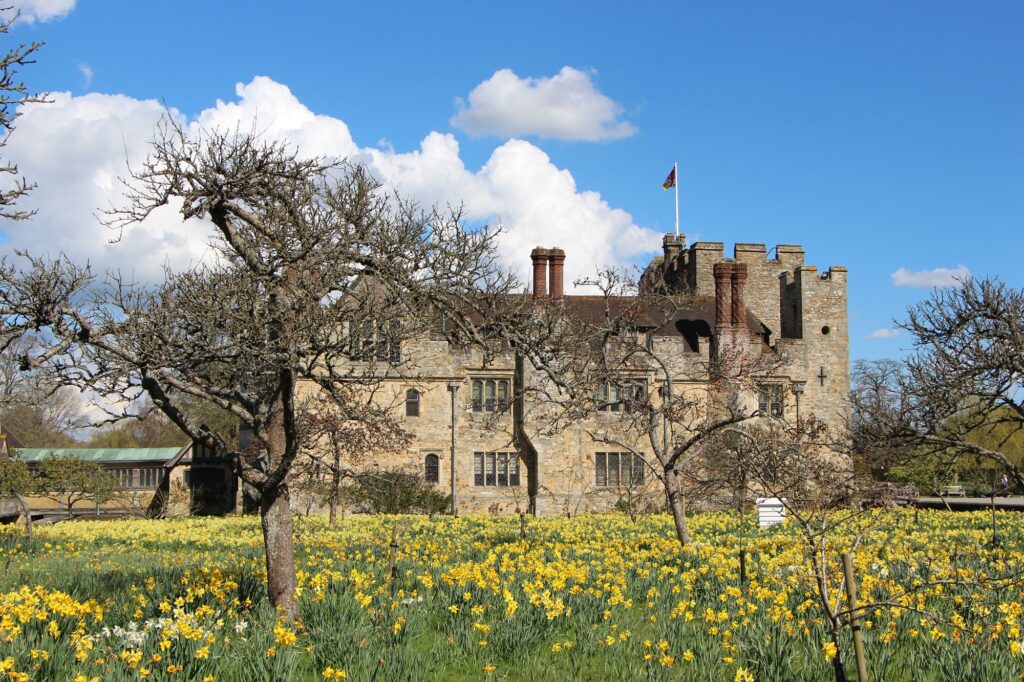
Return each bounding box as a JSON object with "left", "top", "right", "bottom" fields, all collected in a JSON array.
[
  {"left": 472, "top": 451, "right": 520, "bottom": 487},
  {"left": 470, "top": 378, "right": 511, "bottom": 414},
  {"left": 594, "top": 452, "right": 646, "bottom": 488},
  {"left": 424, "top": 453, "right": 440, "bottom": 483},
  {"left": 405, "top": 388, "right": 421, "bottom": 417},
  {"left": 347, "top": 320, "right": 401, "bottom": 364},
  {"left": 596, "top": 379, "right": 648, "bottom": 413},
  {"left": 757, "top": 383, "right": 785, "bottom": 417}
]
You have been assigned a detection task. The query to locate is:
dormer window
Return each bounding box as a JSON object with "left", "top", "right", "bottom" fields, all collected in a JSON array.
[{"left": 348, "top": 320, "right": 401, "bottom": 363}]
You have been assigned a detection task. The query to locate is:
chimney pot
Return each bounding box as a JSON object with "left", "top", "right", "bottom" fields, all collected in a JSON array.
[
  {"left": 530, "top": 247, "right": 549, "bottom": 298},
  {"left": 548, "top": 248, "right": 566, "bottom": 300}
]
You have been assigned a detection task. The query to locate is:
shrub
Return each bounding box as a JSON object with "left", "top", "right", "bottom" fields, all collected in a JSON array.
[{"left": 348, "top": 470, "right": 449, "bottom": 514}]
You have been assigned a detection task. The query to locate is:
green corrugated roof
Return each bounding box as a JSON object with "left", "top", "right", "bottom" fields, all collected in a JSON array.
[{"left": 14, "top": 447, "right": 185, "bottom": 463}]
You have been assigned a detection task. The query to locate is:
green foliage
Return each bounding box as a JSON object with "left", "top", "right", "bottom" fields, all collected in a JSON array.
[
  {"left": 32, "top": 454, "right": 121, "bottom": 514},
  {"left": 962, "top": 405, "right": 1024, "bottom": 470},
  {"left": 886, "top": 451, "right": 962, "bottom": 494},
  {"left": 0, "top": 402, "right": 79, "bottom": 447},
  {"left": 81, "top": 416, "right": 183, "bottom": 449},
  {"left": 883, "top": 405, "right": 1024, "bottom": 494},
  {"left": 0, "top": 457, "right": 31, "bottom": 496},
  {"left": 348, "top": 470, "right": 449, "bottom": 515},
  {"left": 82, "top": 394, "right": 239, "bottom": 449}
]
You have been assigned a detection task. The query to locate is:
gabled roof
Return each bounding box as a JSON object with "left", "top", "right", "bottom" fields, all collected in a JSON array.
[{"left": 14, "top": 446, "right": 189, "bottom": 464}]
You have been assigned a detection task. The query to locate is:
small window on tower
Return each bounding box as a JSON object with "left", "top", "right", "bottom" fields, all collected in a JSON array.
[
  {"left": 405, "top": 389, "right": 420, "bottom": 417},
  {"left": 424, "top": 453, "right": 439, "bottom": 483}
]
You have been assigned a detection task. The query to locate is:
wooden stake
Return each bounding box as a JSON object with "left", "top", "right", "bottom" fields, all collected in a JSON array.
[
  {"left": 387, "top": 528, "right": 399, "bottom": 584},
  {"left": 739, "top": 549, "right": 747, "bottom": 585},
  {"left": 841, "top": 552, "right": 869, "bottom": 682}
]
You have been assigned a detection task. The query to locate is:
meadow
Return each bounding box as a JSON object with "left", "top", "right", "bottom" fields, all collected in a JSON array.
[{"left": 0, "top": 510, "right": 1020, "bottom": 681}]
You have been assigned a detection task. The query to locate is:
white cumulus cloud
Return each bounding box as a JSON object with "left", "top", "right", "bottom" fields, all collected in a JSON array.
[
  {"left": 451, "top": 66, "right": 636, "bottom": 141},
  {"left": 366, "top": 135, "right": 659, "bottom": 286},
  {"left": 1, "top": 76, "right": 659, "bottom": 291},
  {"left": 193, "top": 77, "right": 359, "bottom": 161},
  {"left": 891, "top": 265, "right": 971, "bottom": 289},
  {"left": 4, "top": 0, "right": 75, "bottom": 23},
  {"left": 2, "top": 91, "right": 215, "bottom": 282},
  {"left": 863, "top": 328, "right": 900, "bottom": 340}
]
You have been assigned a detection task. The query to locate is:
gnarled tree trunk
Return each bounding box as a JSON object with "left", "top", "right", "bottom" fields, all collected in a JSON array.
[
  {"left": 260, "top": 483, "right": 298, "bottom": 619},
  {"left": 327, "top": 444, "right": 343, "bottom": 526},
  {"left": 665, "top": 468, "right": 691, "bottom": 546},
  {"left": 328, "top": 466, "right": 340, "bottom": 526},
  {"left": 17, "top": 495, "right": 32, "bottom": 542}
]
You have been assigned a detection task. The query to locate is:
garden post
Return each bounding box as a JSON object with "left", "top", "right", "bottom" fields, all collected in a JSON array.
[
  {"left": 841, "top": 552, "right": 869, "bottom": 682},
  {"left": 388, "top": 528, "right": 399, "bottom": 584}
]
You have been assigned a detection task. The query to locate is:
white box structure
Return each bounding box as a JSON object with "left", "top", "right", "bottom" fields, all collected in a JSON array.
[{"left": 756, "top": 497, "right": 787, "bottom": 528}]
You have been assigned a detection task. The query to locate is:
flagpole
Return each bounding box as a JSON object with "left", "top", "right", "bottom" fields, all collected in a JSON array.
[{"left": 673, "top": 161, "right": 679, "bottom": 237}]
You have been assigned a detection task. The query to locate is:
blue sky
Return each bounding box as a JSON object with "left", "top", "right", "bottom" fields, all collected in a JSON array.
[{"left": 3, "top": 0, "right": 1022, "bottom": 362}]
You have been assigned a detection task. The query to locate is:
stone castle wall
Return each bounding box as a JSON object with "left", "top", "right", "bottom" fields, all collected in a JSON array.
[{"left": 295, "top": 236, "right": 849, "bottom": 516}]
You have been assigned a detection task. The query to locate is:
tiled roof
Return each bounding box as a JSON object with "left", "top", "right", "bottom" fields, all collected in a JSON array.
[
  {"left": 14, "top": 447, "right": 187, "bottom": 464},
  {"left": 560, "top": 295, "right": 768, "bottom": 335}
]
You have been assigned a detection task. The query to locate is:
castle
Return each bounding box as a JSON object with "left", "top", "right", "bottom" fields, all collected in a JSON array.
[{"left": 315, "top": 233, "right": 849, "bottom": 516}]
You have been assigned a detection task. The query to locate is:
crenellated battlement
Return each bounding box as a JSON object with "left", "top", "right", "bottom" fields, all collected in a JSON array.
[
  {"left": 645, "top": 235, "right": 846, "bottom": 353},
  {"left": 733, "top": 242, "right": 805, "bottom": 267},
  {"left": 782, "top": 264, "right": 848, "bottom": 286}
]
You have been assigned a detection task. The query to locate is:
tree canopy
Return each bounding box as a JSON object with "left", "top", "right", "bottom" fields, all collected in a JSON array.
[{"left": 0, "top": 120, "right": 515, "bottom": 616}]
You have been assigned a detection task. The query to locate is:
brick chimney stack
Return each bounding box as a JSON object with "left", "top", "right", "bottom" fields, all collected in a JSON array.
[
  {"left": 530, "top": 247, "right": 549, "bottom": 298},
  {"left": 730, "top": 262, "right": 747, "bottom": 329},
  {"left": 548, "top": 248, "right": 565, "bottom": 300},
  {"left": 730, "top": 262, "right": 749, "bottom": 362},
  {"left": 713, "top": 262, "right": 733, "bottom": 340}
]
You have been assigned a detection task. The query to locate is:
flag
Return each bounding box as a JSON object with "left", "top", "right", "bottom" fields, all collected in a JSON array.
[{"left": 662, "top": 166, "right": 676, "bottom": 190}]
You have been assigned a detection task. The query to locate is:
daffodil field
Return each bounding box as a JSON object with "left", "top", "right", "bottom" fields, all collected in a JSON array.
[{"left": 0, "top": 510, "right": 1021, "bottom": 681}]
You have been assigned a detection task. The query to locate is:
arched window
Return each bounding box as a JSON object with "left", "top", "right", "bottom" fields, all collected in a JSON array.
[
  {"left": 405, "top": 389, "right": 420, "bottom": 417},
  {"left": 424, "top": 453, "right": 440, "bottom": 483}
]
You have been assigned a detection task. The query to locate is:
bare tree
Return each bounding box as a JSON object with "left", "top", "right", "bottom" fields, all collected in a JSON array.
[
  {"left": 0, "top": 120, "right": 514, "bottom": 617},
  {"left": 0, "top": 8, "right": 46, "bottom": 220},
  {"left": 81, "top": 393, "right": 237, "bottom": 449},
  {"left": 715, "top": 417, "right": 862, "bottom": 681},
  {"left": 852, "top": 277, "right": 1024, "bottom": 489},
  {"left": 509, "top": 267, "right": 788, "bottom": 546},
  {"left": 729, "top": 414, "right": 1024, "bottom": 682},
  {"left": 293, "top": 394, "right": 412, "bottom": 524},
  {"left": 0, "top": 334, "right": 82, "bottom": 445}
]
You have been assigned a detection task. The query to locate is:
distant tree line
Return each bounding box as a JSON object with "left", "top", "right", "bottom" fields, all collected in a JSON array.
[{"left": 852, "top": 277, "right": 1023, "bottom": 496}]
